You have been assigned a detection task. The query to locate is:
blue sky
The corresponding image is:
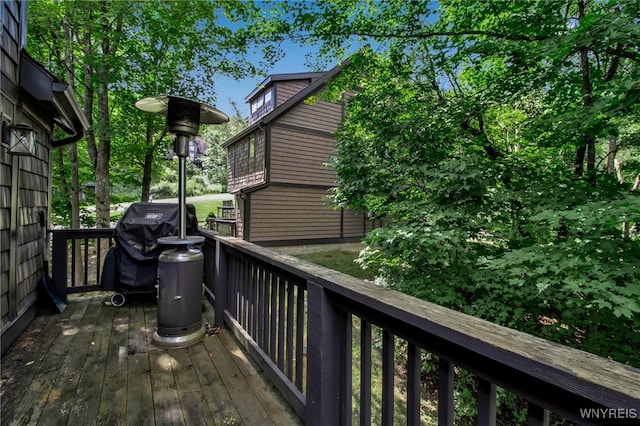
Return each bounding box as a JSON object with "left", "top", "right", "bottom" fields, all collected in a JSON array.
[{"left": 212, "top": 41, "right": 329, "bottom": 119}]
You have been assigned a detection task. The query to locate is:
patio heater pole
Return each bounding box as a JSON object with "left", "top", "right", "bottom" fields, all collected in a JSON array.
[
  {"left": 135, "top": 95, "right": 228, "bottom": 349},
  {"left": 176, "top": 133, "right": 189, "bottom": 239}
]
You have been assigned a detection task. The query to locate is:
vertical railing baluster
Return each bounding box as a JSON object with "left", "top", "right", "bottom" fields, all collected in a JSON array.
[
  {"left": 477, "top": 378, "right": 496, "bottom": 426},
  {"left": 253, "top": 265, "right": 260, "bottom": 341},
  {"left": 257, "top": 266, "right": 265, "bottom": 348},
  {"left": 342, "top": 311, "right": 353, "bottom": 426},
  {"left": 527, "top": 403, "right": 549, "bottom": 426},
  {"left": 51, "top": 230, "right": 68, "bottom": 301},
  {"left": 295, "top": 285, "right": 305, "bottom": 391},
  {"left": 248, "top": 263, "right": 255, "bottom": 338},
  {"left": 70, "top": 238, "right": 76, "bottom": 287},
  {"left": 360, "top": 319, "right": 372, "bottom": 426},
  {"left": 306, "top": 280, "right": 345, "bottom": 426},
  {"left": 438, "top": 358, "right": 454, "bottom": 426},
  {"left": 277, "top": 275, "right": 286, "bottom": 371},
  {"left": 262, "top": 268, "right": 270, "bottom": 353},
  {"left": 228, "top": 255, "right": 234, "bottom": 316},
  {"left": 83, "top": 238, "right": 89, "bottom": 286},
  {"left": 243, "top": 258, "right": 249, "bottom": 328},
  {"left": 381, "top": 330, "right": 394, "bottom": 426},
  {"left": 286, "top": 280, "right": 295, "bottom": 379},
  {"left": 213, "top": 240, "right": 228, "bottom": 327},
  {"left": 96, "top": 236, "right": 102, "bottom": 287},
  {"left": 231, "top": 255, "right": 239, "bottom": 318},
  {"left": 240, "top": 257, "right": 247, "bottom": 328},
  {"left": 407, "top": 343, "right": 421, "bottom": 426},
  {"left": 269, "top": 272, "right": 277, "bottom": 362}
]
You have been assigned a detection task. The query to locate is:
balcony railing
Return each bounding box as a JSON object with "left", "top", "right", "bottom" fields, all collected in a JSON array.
[{"left": 51, "top": 228, "right": 640, "bottom": 425}]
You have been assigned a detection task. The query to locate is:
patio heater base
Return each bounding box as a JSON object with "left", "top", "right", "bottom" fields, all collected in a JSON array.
[
  {"left": 152, "top": 241, "right": 205, "bottom": 349},
  {"left": 152, "top": 327, "right": 206, "bottom": 349}
]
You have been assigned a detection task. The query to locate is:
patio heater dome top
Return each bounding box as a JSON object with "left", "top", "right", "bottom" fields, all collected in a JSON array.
[{"left": 135, "top": 94, "right": 229, "bottom": 135}]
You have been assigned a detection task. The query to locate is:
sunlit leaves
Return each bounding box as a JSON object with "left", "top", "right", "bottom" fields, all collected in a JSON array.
[{"left": 297, "top": 0, "right": 640, "bottom": 368}]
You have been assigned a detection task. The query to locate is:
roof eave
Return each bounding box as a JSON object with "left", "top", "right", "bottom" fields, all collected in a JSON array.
[{"left": 19, "top": 50, "right": 89, "bottom": 147}]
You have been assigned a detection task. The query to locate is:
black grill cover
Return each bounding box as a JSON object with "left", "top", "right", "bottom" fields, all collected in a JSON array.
[{"left": 100, "top": 202, "right": 199, "bottom": 293}]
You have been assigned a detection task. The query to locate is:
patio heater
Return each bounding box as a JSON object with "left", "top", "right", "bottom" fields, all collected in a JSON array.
[{"left": 135, "top": 95, "right": 228, "bottom": 348}]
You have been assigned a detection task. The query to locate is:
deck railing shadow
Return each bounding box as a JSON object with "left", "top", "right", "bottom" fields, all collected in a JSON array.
[{"left": 51, "top": 228, "right": 640, "bottom": 425}]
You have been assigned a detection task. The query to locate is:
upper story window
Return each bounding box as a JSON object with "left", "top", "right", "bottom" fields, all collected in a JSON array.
[{"left": 249, "top": 88, "right": 273, "bottom": 124}]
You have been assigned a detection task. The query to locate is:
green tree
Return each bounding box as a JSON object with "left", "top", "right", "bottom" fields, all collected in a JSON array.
[
  {"left": 284, "top": 0, "right": 640, "bottom": 368},
  {"left": 28, "top": 0, "right": 286, "bottom": 226},
  {"left": 199, "top": 101, "right": 248, "bottom": 190}
]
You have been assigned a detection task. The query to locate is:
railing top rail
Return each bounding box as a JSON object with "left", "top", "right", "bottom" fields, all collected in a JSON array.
[
  {"left": 199, "top": 230, "right": 640, "bottom": 411},
  {"left": 50, "top": 228, "right": 115, "bottom": 238}
]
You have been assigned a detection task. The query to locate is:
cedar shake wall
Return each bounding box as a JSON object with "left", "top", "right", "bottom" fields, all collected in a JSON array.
[
  {"left": 226, "top": 130, "right": 266, "bottom": 193},
  {"left": 1, "top": 110, "right": 51, "bottom": 333},
  {"left": 234, "top": 193, "right": 244, "bottom": 239},
  {"left": 2, "top": 0, "right": 53, "bottom": 338},
  {"left": 1, "top": 1, "right": 20, "bottom": 82}
]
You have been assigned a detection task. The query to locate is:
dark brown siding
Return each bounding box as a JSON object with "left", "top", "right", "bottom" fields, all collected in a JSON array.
[
  {"left": 276, "top": 100, "right": 342, "bottom": 134},
  {"left": 342, "top": 209, "right": 366, "bottom": 238},
  {"left": 269, "top": 125, "right": 337, "bottom": 187},
  {"left": 274, "top": 80, "right": 310, "bottom": 108},
  {"left": 248, "top": 186, "right": 341, "bottom": 242},
  {"left": 268, "top": 98, "right": 344, "bottom": 186}
]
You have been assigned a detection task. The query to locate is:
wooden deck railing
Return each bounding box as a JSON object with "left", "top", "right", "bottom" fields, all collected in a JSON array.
[
  {"left": 51, "top": 228, "right": 640, "bottom": 425},
  {"left": 50, "top": 228, "right": 115, "bottom": 300}
]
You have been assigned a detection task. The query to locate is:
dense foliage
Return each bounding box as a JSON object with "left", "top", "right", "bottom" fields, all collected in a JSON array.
[
  {"left": 27, "top": 0, "right": 283, "bottom": 226},
  {"left": 283, "top": 0, "right": 640, "bottom": 368}
]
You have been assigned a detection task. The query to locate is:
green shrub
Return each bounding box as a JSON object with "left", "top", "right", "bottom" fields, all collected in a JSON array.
[{"left": 151, "top": 180, "right": 177, "bottom": 198}]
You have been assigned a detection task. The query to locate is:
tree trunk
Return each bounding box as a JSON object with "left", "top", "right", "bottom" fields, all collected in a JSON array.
[
  {"left": 68, "top": 143, "right": 84, "bottom": 284},
  {"left": 95, "top": 82, "right": 111, "bottom": 229},
  {"left": 575, "top": 0, "right": 596, "bottom": 181},
  {"left": 56, "top": 148, "right": 70, "bottom": 205},
  {"left": 64, "top": 12, "right": 83, "bottom": 283},
  {"left": 94, "top": 2, "right": 114, "bottom": 229},
  {"left": 141, "top": 149, "right": 154, "bottom": 202},
  {"left": 606, "top": 135, "right": 618, "bottom": 172},
  {"left": 140, "top": 119, "right": 155, "bottom": 202}
]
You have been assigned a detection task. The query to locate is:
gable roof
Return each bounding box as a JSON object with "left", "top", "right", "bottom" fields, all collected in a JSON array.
[
  {"left": 222, "top": 63, "right": 345, "bottom": 148},
  {"left": 244, "top": 72, "right": 325, "bottom": 103}
]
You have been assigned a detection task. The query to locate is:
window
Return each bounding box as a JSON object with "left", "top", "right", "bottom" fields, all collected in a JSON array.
[
  {"left": 249, "top": 89, "right": 273, "bottom": 118},
  {"left": 248, "top": 136, "right": 255, "bottom": 158}
]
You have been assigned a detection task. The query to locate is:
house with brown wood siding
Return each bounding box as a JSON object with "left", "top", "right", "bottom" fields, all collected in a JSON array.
[
  {"left": 222, "top": 67, "right": 378, "bottom": 246},
  {"left": 1, "top": 0, "right": 88, "bottom": 353}
]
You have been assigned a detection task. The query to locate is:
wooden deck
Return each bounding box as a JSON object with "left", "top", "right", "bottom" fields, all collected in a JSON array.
[{"left": 0, "top": 294, "right": 302, "bottom": 426}]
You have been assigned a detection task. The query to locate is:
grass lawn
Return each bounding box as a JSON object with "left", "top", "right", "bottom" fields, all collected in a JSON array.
[
  {"left": 293, "top": 248, "right": 437, "bottom": 424},
  {"left": 188, "top": 199, "right": 226, "bottom": 224},
  {"left": 294, "top": 249, "right": 375, "bottom": 281}
]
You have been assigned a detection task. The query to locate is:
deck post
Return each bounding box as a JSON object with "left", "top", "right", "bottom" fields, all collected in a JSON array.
[
  {"left": 305, "top": 280, "right": 344, "bottom": 426},
  {"left": 213, "top": 238, "right": 229, "bottom": 326},
  {"left": 50, "top": 230, "right": 68, "bottom": 302}
]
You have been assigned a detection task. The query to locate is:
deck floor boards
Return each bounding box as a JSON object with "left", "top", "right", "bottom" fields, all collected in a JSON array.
[{"left": 1, "top": 294, "right": 302, "bottom": 426}]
